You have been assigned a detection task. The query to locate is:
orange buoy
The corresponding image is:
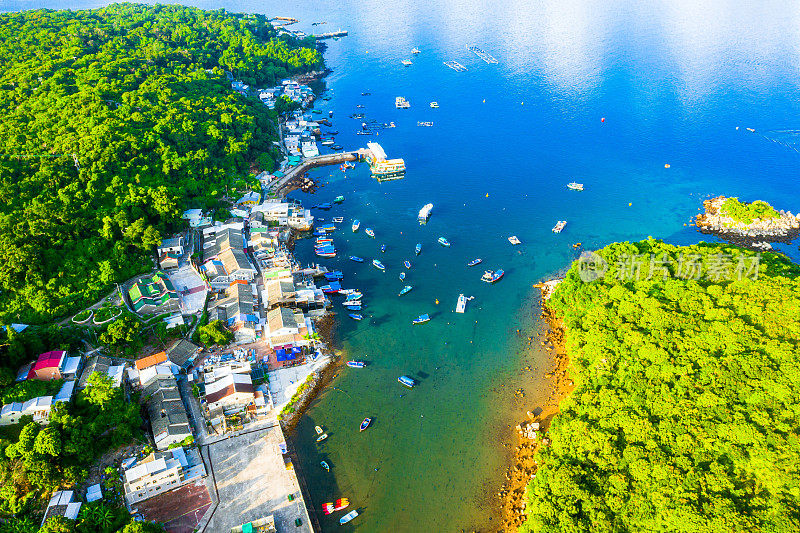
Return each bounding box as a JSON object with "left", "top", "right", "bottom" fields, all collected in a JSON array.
[{"left": 664, "top": 163, "right": 671, "bottom": 168}]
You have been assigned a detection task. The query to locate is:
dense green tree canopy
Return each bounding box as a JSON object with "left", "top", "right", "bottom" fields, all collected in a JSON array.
[
  {"left": 0, "top": 4, "right": 322, "bottom": 323},
  {"left": 523, "top": 240, "right": 800, "bottom": 532}
]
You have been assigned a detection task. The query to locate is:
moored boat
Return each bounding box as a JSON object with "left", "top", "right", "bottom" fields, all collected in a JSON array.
[
  {"left": 315, "top": 203, "right": 333, "bottom": 210},
  {"left": 315, "top": 426, "right": 324, "bottom": 435},
  {"left": 381, "top": 244, "right": 386, "bottom": 253},
  {"left": 415, "top": 243, "right": 422, "bottom": 255},
  {"left": 349, "top": 256, "right": 364, "bottom": 262},
  {"left": 430, "top": 101, "right": 439, "bottom": 108},
  {"left": 404, "top": 260, "right": 411, "bottom": 269},
  {"left": 567, "top": 182, "right": 584, "bottom": 191},
  {"left": 411, "top": 47, "right": 421, "bottom": 54},
  {"left": 552, "top": 220, "right": 567, "bottom": 233},
  {"left": 372, "top": 259, "right": 385, "bottom": 271},
  {"left": 342, "top": 303, "right": 362, "bottom": 310},
  {"left": 456, "top": 294, "right": 474, "bottom": 313},
  {"left": 360, "top": 418, "right": 372, "bottom": 431},
  {"left": 347, "top": 361, "right": 366, "bottom": 368},
  {"left": 508, "top": 235, "right": 522, "bottom": 245},
  {"left": 334, "top": 195, "right": 345, "bottom": 203},
  {"left": 339, "top": 510, "right": 359, "bottom": 524},
  {"left": 398, "top": 375, "right": 416, "bottom": 387},
  {"left": 438, "top": 237, "right": 451, "bottom": 247},
  {"left": 413, "top": 314, "right": 430, "bottom": 324},
  {"left": 345, "top": 292, "right": 363, "bottom": 301},
  {"left": 481, "top": 269, "right": 505, "bottom": 283},
  {"left": 324, "top": 271, "right": 344, "bottom": 281},
  {"left": 321, "top": 461, "right": 330, "bottom": 471},
  {"left": 321, "top": 282, "right": 341, "bottom": 294},
  {"left": 401, "top": 59, "right": 412, "bottom": 66},
  {"left": 467, "top": 258, "right": 482, "bottom": 266},
  {"left": 365, "top": 228, "right": 375, "bottom": 238},
  {"left": 333, "top": 217, "right": 344, "bottom": 223},
  {"left": 352, "top": 219, "right": 360, "bottom": 232},
  {"left": 398, "top": 285, "right": 413, "bottom": 296},
  {"left": 323, "top": 498, "right": 350, "bottom": 515},
  {"left": 349, "top": 313, "right": 363, "bottom": 321},
  {"left": 317, "top": 433, "right": 328, "bottom": 442},
  {"left": 399, "top": 272, "right": 406, "bottom": 281},
  {"left": 418, "top": 203, "right": 433, "bottom": 223}
]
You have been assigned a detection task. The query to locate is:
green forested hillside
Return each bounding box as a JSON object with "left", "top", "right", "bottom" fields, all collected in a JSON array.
[
  {"left": 0, "top": 4, "right": 321, "bottom": 323},
  {"left": 523, "top": 240, "right": 800, "bottom": 532}
]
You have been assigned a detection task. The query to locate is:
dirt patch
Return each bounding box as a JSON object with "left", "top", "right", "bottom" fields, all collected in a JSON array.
[{"left": 496, "top": 292, "right": 573, "bottom": 532}]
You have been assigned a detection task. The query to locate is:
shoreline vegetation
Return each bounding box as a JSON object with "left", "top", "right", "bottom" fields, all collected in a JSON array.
[
  {"left": 512, "top": 239, "right": 800, "bottom": 532},
  {"left": 695, "top": 196, "right": 800, "bottom": 249}
]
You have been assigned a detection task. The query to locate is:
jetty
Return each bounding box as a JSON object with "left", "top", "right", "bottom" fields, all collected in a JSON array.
[
  {"left": 270, "top": 16, "right": 299, "bottom": 28},
  {"left": 314, "top": 30, "right": 348, "bottom": 40},
  {"left": 272, "top": 151, "right": 364, "bottom": 195}
]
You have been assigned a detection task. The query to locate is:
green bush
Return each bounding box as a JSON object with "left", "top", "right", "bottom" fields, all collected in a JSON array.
[{"left": 720, "top": 197, "right": 779, "bottom": 224}]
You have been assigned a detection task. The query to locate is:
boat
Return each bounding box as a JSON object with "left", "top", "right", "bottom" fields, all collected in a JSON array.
[
  {"left": 456, "top": 294, "right": 474, "bottom": 313},
  {"left": 398, "top": 375, "right": 416, "bottom": 387},
  {"left": 443, "top": 60, "right": 467, "bottom": 72},
  {"left": 342, "top": 303, "right": 362, "bottom": 310},
  {"left": 319, "top": 224, "right": 337, "bottom": 232},
  {"left": 430, "top": 102, "right": 439, "bottom": 108},
  {"left": 317, "top": 433, "right": 328, "bottom": 442},
  {"left": 333, "top": 217, "right": 344, "bottom": 223},
  {"left": 361, "top": 91, "right": 371, "bottom": 96},
  {"left": 352, "top": 219, "right": 360, "bottom": 232},
  {"left": 316, "top": 249, "right": 337, "bottom": 258},
  {"left": 345, "top": 292, "right": 364, "bottom": 301},
  {"left": 438, "top": 237, "right": 451, "bottom": 247},
  {"left": 415, "top": 243, "right": 421, "bottom": 255},
  {"left": 401, "top": 59, "right": 412, "bottom": 66},
  {"left": 324, "top": 271, "right": 344, "bottom": 281},
  {"left": 339, "top": 510, "right": 359, "bottom": 524},
  {"left": 323, "top": 499, "right": 350, "bottom": 515},
  {"left": 321, "top": 282, "right": 341, "bottom": 294},
  {"left": 316, "top": 237, "right": 334, "bottom": 244},
  {"left": 332, "top": 144, "right": 343, "bottom": 150},
  {"left": 552, "top": 220, "right": 567, "bottom": 233},
  {"left": 349, "top": 256, "right": 364, "bottom": 262},
  {"left": 398, "top": 285, "right": 413, "bottom": 296},
  {"left": 412, "top": 314, "right": 430, "bottom": 325},
  {"left": 347, "top": 361, "right": 366, "bottom": 368},
  {"left": 418, "top": 203, "right": 433, "bottom": 223},
  {"left": 321, "top": 461, "right": 330, "bottom": 471},
  {"left": 481, "top": 269, "right": 505, "bottom": 283},
  {"left": 372, "top": 259, "right": 385, "bottom": 271},
  {"left": 466, "top": 45, "right": 498, "bottom": 64},
  {"left": 349, "top": 313, "right": 363, "bottom": 321},
  {"left": 360, "top": 418, "right": 372, "bottom": 431},
  {"left": 321, "top": 139, "right": 335, "bottom": 146},
  {"left": 315, "top": 203, "right": 333, "bottom": 210},
  {"left": 467, "top": 258, "right": 482, "bottom": 267},
  {"left": 315, "top": 426, "right": 324, "bottom": 435},
  {"left": 508, "top": 235, "right": 522, "bottom": 245},
  {"left": 395, "top": 96, "right": 411, "bottom": 109},
  {"left": 381, "top": 244, "right": 386, "bottom": 253},
  {"left": 411, "top": 47, "right": 421, "bottom": 54},
  {"left": 399, "top": 272, "right": 406, "bottom": 281},
  {"left": 567, "top": 182, "right": 584, "bottom": 191},
  {"left": 327, "top": 130, "right": 340, "bottom": 135},
  {"left": 334, "top": 195, "right": 345, "bottom": 203},
  {"left": 417, "top": 121, "right": 434, "bottom": 127},
  {"left": 365, "top": 228, "right": 375, "bottom": 238},
  {"left": 312, "top": 109, "right": 322, "bottom": 114}
]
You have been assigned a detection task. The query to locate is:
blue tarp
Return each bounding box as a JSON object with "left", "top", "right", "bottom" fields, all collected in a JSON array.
[
  {"left": 276, "top": 349, "right": 296, "bottom": 362},
  {"left": 292, "top": 347, "right": 303, "bottom": 355}
]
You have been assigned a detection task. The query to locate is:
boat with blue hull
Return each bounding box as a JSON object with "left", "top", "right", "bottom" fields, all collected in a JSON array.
[
  {"left": 438, "top": 237, "right": 451, "bottom": 247},
  {"left": 413, "top": 314, "right": 430, "bottom": 324},
  {"left": 352, "top": 219, "right": 360, "bottom": 232},
  {"left": 398, "top": 375, "right": 416, "bottom": 388},
  {"left": 399, "top": 272, "right": 406, "bottom": 280},
  {"left": 349, "top": 256, "right": 364, "bottom": 262},
  {"left": 360, "top": 418, "right": 372, "bottom": 431},
  {"left": 415, "top": 243, "right": 422, "bottom": 255},
  {"left": 404, "top": 260, "right": 411, "bottom": 269},
  {"left": 345, "top": 292, "right": 363, "bottom": 301},
  {"left": 347, "top": 361, "right": 366, "bottom": 368},
  {"left": 366, "top": 228, "right": 375, "bottom": 238},
  {"left": 398, "top": 285, "right": 413, "bottom": 296},
  {"left": 342, "top": 303, "right": 362, "bottom": 310},
  {"left": 372, "top": 259, "right": 385, "bottom": 271},
  {"left": 381, "top": 244, "right": 386, "bottom": 253},
  {"left": 467, "top": 258, "right": 482, "bottom": 267},
  {"left": 481, "top": 269, "right": 504, "bottom": 283},
  {"left": 349, "top": 313, "right": 364, "bottom": 321},
  {"left": 324, "top": 271, "right": 343, "bottom": 281}
]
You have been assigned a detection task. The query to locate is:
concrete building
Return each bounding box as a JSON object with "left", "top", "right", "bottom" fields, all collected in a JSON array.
[
  {"left": 201, "top": 226, "right": 256, "bottom": 289},
  {"left": 0, "top": 381, "right": 75, "bottom": 426},
  {"left": 158, "top": 236, "right": 185, "bottom": 256},
  {"left": 28, "top": 350, "right": 66, "bottom": 380},
  {"left": 167, "top": 339, "right": 201, "bottom": 371},
  {"left": 211, "top": 282, "right": 260, "bottom": 343},
  {"left": 128, "top": 272, "right": 180, "bottom": 315},
  {"left": 123, "top": 446, "right": 206, "bottom": 507},
  {"left": 146, "top": 376, "right": 192, "bottom": 450},
  {"left": 205, "top": 372, "right": 255, "bottom": 413},
  {"left": 77, "top": 356, "right": 125, "bottom": 389}
]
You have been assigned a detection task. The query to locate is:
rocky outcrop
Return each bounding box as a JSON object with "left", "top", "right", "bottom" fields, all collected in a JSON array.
[{"left": 695, "top": 196, "right": 799, "bottom": 245}]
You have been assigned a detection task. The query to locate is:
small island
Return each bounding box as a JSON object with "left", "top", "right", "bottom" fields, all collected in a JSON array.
[{"left": 695, "top": 195, "right": 799, "bottom": 248}]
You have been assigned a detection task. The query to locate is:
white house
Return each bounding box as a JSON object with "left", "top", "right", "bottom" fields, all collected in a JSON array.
[
  {"left": 124, "top": 447, "right": 206, "bottom": 507},
  {"left": 0, "top": 381, "right": 74, "bottom": 426},
  {"left": 158, "top": 236, "right": 184, "bottom": 256}
]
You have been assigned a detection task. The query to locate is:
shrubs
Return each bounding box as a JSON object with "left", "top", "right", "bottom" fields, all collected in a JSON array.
[{"left": 720, "top": 197, "right": 779, "bottom": 224}]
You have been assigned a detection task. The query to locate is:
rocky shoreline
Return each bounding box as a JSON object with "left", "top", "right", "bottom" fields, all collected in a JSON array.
[
  {"left": 695, "top": 195, "right": 799, "bottom": 250},
  {"left": 496, "top": 281, "right": 574, "bottom": 532}
]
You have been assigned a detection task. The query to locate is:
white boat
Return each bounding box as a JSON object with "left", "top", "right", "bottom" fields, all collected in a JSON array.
[
  {"left": 508, "top": 235, "right": 522, "bottom": 245},
  {"left": 411, "top": 47, "right": 421, "bottom": 54},
  {"left": 401, "top": 59, "right": 412, "bottom": 66},
  {"left": 395, "top": 96, "right": 411, "bottom": 109},
  {"left": 339, "top": 510, "right": 359, "bottom": 525},
  {"left": 315, "top": 426, "right": 324, "bottom": 435},
  {"left": 418, "top": 203, "right": 433, "bottom": 223},
  {"left": 455, "top": 294, "right": 474, "bottom": 313},
  {"left": 567, "top": 182, "right": 584, "bottom": 191},
  {"left": 316, "top": 433, "right": 328, "bottom": 442},
  {"left": 333, "top": 217, "right": 344, "bottom": 223},
  {"left": 352, "top": 219, "right": 360, "bottom": 232},
  {"left": 552, "top": 220, "right": 567, "bottom": 233},
  {"left": 430, "top": 102, "right": 439, "bottom": 108}
]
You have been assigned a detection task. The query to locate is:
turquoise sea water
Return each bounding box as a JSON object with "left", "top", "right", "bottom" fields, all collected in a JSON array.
[{"left": 7, "top": 1, "right": 800, "bottom": 531}]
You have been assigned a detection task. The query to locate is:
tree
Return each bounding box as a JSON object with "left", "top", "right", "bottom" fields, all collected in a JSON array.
[
  {"left": 100, "top": 315, "right": 143, "bottom": 354},
  {"left": 195, "top": 320, "right": 233, "bottom": 347},
  {"left": 39, "top": 516, "right": 76, "bottom": 533},
  {"left": 33, "top": 426, "right": 62, "bottom": 457},
  {"left": 84, "top": 372, "right": 116, "bottom": 408}
]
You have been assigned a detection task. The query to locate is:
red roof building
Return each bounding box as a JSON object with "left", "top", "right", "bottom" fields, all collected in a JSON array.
[{"left": 28, "top": 350, "right": 66, "bottom": 381}]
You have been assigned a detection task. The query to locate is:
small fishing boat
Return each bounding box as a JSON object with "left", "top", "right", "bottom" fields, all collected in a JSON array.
[
  {"left": 552, "top": 220, "right": 567, "bottom": 233},
  {"left": 349, "top": 313, "right": 363, "bottom": 321},
  {"left": 321, "top": 283, "right": 341, "bottom": 294},
  {"left": 508, "top": 235, "right": 522, "bottom": 245},
  {"left": 567, "top": 182, "right": 584, "bottom": 191},
  {"left": 349, "top": 256, "right": 364, "bottom": 262},
  {"left": 372, "top": 259, "right": 385, "bottom": 271},
  {"left": 324, "top": 271, "right": 344, "bottom": 281},
  {"left": 345, "top": 292, "right": 363, "bottom": 301},
  {"left": 360, "top": 418, "right": 372, "bottom": 431},
  {"left": 333, "top": 217, "right": 344, "bottom": 223},
  {"left": 316, "top": 426, "right": 324, "bottom": 435},
  {"left": 456, "top": 294, "right": 474, "bottom": 313},
  {"left": 412, "top": 47, "right": 421, "bottom": 54},
  {"left": 430, "top": 101, "right": 439, "bottom": 108},
  {"left": 321, "top": 461, "right": 330, "bottom": 471},
  {"left": 332, "top": 144, "right": 343, "bottom": 150},
  {"left": 438, "top": 237, "right": 451, "bottom": 247},
  {"left": 467, "top": 258, "right": 482, "bottom": 267},
  {"left": 403, "top": 260, "right": 411, "bottom": 269},
  {"left": 323, "top": 499, "right": 350, "bottom": 515},
  {"left": 381, "top": 244, "right": 386, "bottom": 253},
  {"left": 317, "top": 433, "right": 328, "bottom": 442},
  {"left": 315, "top": 203, "right": 333, "bottom": 210},
  {"left": 327, "top": 130, "right": 340, "bottom": 135},
  {"left": 398, "top": 285, "right": 413, "bottom": 296},
  {"left": 316, "top": 237, "right": 334, "bottom": 244},
  {"left": 342, "top": 303, "right": 362, "bottom": 310},
  {"left": 334, "top": 195, "right": 345, "bottom": 203},
  {"left": 361, "top": 91, "right": 371, "bottom": 96},
  {"left": 413, "top": 314, "right": 430, "bottom": 324},
  {"left": 415, "top": 243, "right": 422, "bottom": 255},
  {"left": 365, "top": 228, "right": 375, "bottom": 238},
  {"left": 339, "top": 510, "right": 359, "bottom": 524},
  {"left": 399, "top": 272, "right": 406, "bottom": 281},
  {"left": 352, "top": 219, "right": 360, "bottom": 232},
  {"left": 321, "top": 139, "right": 335, "bottom": 146},
  {"left": 398, "top": 375, "right": 416, "bottom": 387},
  {"left": 481, "top": 269, "right": 505, "bottom": 283},
  {"left": 401, "top": 59, "right": 412, "bottom": 66},
  {"left": 347, "top": 361, "right": 366, "bottom": 368},
  {"left": 316, "top": 249, "right": 336, "bottom": 258}
]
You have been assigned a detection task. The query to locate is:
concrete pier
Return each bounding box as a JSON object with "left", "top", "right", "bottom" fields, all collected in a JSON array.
[{"left": 272, "top": 149, "right": 371, "bottom": 196}]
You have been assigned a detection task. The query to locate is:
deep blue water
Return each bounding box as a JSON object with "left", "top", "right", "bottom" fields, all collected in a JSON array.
[{"left": 6, "top": 1, "right": 800, "bottom": 531}]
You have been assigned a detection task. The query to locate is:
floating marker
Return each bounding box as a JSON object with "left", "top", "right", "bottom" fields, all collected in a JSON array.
[
  {"left": 601, "top": 117, "right": 605, "bottom": 122},
  {"left": 664, "top": 164, "right": 670, "bottom": 168}
]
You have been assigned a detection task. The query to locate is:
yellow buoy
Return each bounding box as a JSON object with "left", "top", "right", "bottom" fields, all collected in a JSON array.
[
  {"left": 435, "top": 299, "right": 439, "bottom": 304},
  {"left": 628, "top": 202, "right": 632, "bottom": 206},
  {"left": 482, "top": 99, "right": 485, "bottom": 103},
  {"left": 485, "top": 193, "right": 489, "bottom": 198},
  {"left": 664, "top": 163, "right": 671, "bottom": 169}
]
